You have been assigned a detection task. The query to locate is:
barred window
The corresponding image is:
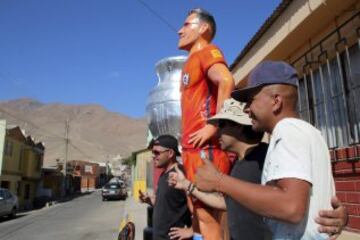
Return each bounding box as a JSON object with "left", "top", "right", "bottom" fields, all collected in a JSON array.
[
  {"left": 343, "top": 43, "right": 360, "bottom": 144},
  {"left": 298, "top": 43, "right": 360, "bottom": 148}
]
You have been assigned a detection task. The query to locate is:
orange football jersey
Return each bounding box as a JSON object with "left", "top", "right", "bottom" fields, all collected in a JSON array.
[{"left": 180, "top": 44, "right": 227, "bottom": 149}]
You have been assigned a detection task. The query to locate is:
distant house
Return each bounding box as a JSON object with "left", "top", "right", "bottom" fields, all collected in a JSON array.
[
  {"left": 98, "top": 162, "right": 110, "bottom": 187},
  {"left": 68, "top": 160, "right": 100, "bottom": 193},
  {"left": 0, "top": 124, "right": 44, "bottom": 210},
  {"left": 230, "top": 0, "right": 360, "bottom": 233},
  {"left": 39, "top": 167, "right": 63, "bottom": 200}
]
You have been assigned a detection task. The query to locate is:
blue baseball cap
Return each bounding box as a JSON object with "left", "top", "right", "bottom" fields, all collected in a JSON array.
[{"left": 231, "top": 60, "right": 298, "bottom": 102}]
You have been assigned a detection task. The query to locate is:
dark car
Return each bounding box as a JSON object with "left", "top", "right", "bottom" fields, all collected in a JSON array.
[
  {"left": 102, "top": 182, "right": 127, "bottom": 201},
  {"left": 0, "top": 188, "right": 18, "bottom": 218}
]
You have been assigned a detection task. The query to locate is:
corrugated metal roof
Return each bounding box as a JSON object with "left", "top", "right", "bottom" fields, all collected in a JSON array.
[{"left": 230, "top": 0, "right": 294, "bottom": 71}]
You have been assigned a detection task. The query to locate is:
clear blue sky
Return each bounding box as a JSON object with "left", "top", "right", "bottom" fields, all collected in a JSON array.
[{"left": 0, "top": 0, "right": 280, "bottom": 118}]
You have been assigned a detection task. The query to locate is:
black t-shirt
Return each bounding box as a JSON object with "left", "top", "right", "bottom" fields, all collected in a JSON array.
[
  {"left": 153, "top": 164, "right": 191, "bottom": 240},
  {"left": 225, "top": 143, "right": 272, "bottom": 240}
]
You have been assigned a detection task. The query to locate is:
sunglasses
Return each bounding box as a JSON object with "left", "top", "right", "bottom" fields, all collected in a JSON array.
[{"left": 152, "top": 149, "right": 170, "bottom": 156}]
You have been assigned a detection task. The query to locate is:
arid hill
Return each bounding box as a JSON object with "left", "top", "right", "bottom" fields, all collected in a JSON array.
[{"left": 0, "top": 98, "right": 148, "bottom": 167}]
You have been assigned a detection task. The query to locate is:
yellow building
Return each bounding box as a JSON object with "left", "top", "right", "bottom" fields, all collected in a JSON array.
[
  {"left": 1, "top": 126, "right": 26, "bottom": 195},
  {"left": 131, "top": 149, "right": 152, "bottom": 201},
  {"left": 0, "top": 126, "right": 44, "bottom": 210},
  {"left": 230, "top": 0, "right": 360, "bottom": 235}
]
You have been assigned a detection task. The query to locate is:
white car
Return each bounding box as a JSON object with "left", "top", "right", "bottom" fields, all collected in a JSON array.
[
  {"left": 0, "top": 188, "right": 18, "bottom": 218},
  {"left": 101, "top": 182, "right": 127, "bottom": 201}
]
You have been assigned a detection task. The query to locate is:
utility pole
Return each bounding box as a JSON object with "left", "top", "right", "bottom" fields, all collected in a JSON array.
[
  {"left": 63, "top": 118, "right": 70, "bottom": 195},
  {"left": 61, "top": 111, "right": 91, "bottom": 196}
]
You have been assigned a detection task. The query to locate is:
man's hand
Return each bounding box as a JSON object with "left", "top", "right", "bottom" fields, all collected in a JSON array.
[
  {"left": 168, "top": 165, "right": 190, "bottom": 191},
  {"left": 168, "top": 227, "right": 193, "bottom": 240},
  {"left": 138, "top": 190, "right": 152, "bottom": 206},
  {"left": 316, "top": 196, "right": 348, "bottom": 239},
  {"left": 195, "top": 153, "right": 222, "bottom": 192},
  {"left": 188, "top": 124, "right": 217, "bottom": 148}
]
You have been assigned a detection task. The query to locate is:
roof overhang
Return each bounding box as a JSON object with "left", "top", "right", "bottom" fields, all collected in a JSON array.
[{"left": 230, "top": 0, "right": 359, "bottom": 86}]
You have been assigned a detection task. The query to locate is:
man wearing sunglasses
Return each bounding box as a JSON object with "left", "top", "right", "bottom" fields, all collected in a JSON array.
[{"left": 139, "top": 135, "right": 191, "bottom": 240}]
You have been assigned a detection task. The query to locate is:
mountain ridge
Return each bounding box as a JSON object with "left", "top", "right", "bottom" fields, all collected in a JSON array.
[{"left": 0, "top": 98, "right": 148, "bottom": 167}]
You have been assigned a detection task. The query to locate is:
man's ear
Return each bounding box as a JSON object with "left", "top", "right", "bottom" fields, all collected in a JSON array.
[
  {"left": 168, "top": 149, "right": 175, "bottom": 158},
  {"left": 199, "top": 22, "right": 210, "bottom": 36},
  {"left": 273, "top": 94, "right": 282, "bottom": 114}
]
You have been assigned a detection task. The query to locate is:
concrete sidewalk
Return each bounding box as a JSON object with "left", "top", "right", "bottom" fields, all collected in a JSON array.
[
  {"left": 121, "top": 195, "right": 360, "bottom": 240},
  {"left": 339, "top": 231, "right": 360, "bottom": 240},
  {"left": 122, "top": 195, "right": 147, "bottom": 240}
]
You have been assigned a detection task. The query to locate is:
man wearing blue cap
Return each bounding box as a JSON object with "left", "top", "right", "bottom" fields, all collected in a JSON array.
[{"left": 195, "top": 61, "right": 347, "bottom": 239}]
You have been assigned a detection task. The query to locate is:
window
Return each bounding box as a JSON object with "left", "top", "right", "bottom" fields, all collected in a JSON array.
[
  {"left": 298, "top": 43, "right": 360, "bottom": 148},
  {"left": 18, "top": 150, "right": 23, "bottom": 171},
  {"left": 310, "top": 68, "right": 328, "bottom": 141},
  {"left": 1, "top": 181, "right": 10, "bottom": 189},
  {"left": 343, "top": 44, "right": 360, "bottom": 144},
  {"left": 4, "top": 140, "right": 13, "bottom": 156},
  {"left": 298, "top": 76, "right": 309, "bottom": 121}
]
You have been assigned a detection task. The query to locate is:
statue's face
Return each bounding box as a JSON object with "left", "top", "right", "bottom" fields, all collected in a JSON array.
[{"left": 177, "top": 13, "right": 202, "bottom": 51}]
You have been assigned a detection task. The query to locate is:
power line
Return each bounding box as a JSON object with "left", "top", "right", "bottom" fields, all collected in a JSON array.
[
  {"left": 0, "top": 106, "right": 109, "bottom": 161},
  {"left": 38, "top": 136, "right": 64, "bottom": 142},
  {"left": 0, "top": 107, "right": 64, "bottom": 140},
  {"left": 42, "top": 143, "right": 65, "bottom": 152},
  {"left": 0, "top": 107, "right": 89, "bottom": 159},
  {"left": 69, "top": 142, "right": 92, "bottom": 160},
  {"left": 135, "top": 0, "right": 178, "bottom": 33}
]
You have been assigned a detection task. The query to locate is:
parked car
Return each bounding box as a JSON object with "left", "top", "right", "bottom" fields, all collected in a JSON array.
[
  {"left": 102, "top": 181, "right": 127, "bottom": 201},
  {"left": 0, "top": 188, "right": 18, "bottom": 218},
  {"left": 109, "top": 177, "right": 122, "bottom": 183}
]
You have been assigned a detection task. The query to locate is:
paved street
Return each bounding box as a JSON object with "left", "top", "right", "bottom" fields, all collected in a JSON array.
[{"left": 0, "top": 191, "right": 125, "bottom": 240}]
